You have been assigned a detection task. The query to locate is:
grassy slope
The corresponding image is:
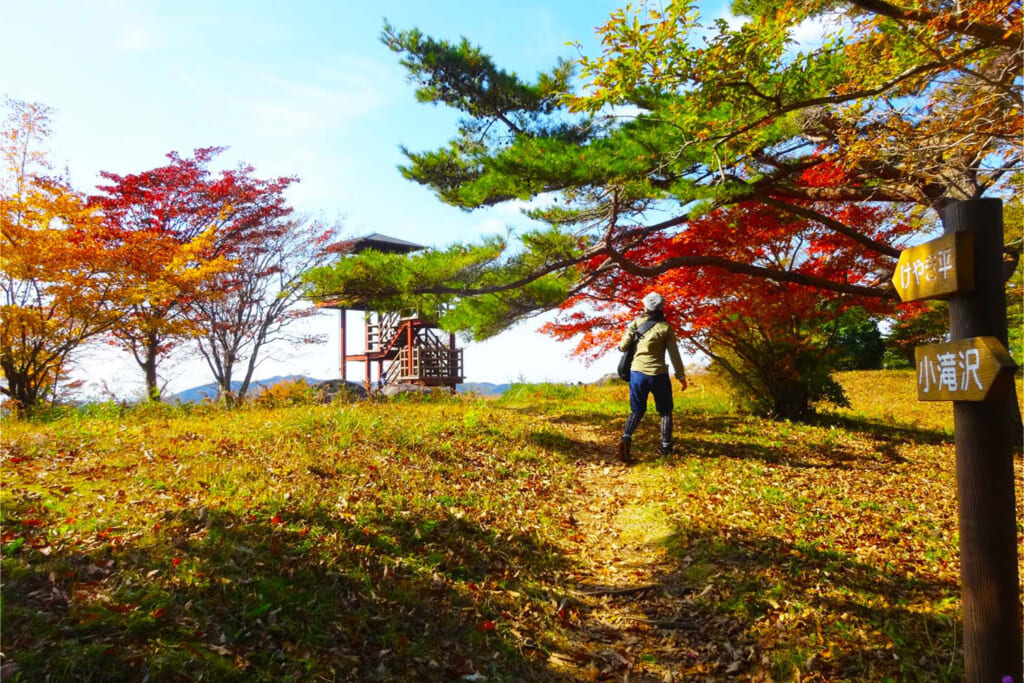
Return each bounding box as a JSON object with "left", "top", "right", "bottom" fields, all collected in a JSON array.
[{"left": 1, "top": 372, "right": 1021, "bottom": 681}]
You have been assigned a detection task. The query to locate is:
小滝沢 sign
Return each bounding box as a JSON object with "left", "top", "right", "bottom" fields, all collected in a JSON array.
[
  {"left": 893, "top": 232, "right": 974, "bottom": 302},
  {"left": 915, "top": 336, "right": 1015, "bottom": 401}
]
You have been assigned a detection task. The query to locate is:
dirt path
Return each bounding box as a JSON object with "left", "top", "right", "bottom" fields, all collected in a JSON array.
[{"left": 543, "top": 423, "right": 732, "bottom": 682}]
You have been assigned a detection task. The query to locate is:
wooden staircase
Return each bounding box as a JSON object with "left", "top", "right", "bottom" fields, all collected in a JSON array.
[{"left": 365, "top": 312, "right": 464, "bottom": 388}]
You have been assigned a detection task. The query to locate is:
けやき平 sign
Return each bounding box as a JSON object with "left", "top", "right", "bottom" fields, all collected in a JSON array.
[
  {"left": 915, "top": 336, "right": 1015, "bottom": 401},
  {"left": 892, "top": 232, "right": 974, "bottom": 302}
]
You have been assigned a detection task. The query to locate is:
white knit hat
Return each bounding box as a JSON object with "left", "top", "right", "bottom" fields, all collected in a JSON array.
[{"left": 642, "top": 292, "right": 664, "bottom": 311}]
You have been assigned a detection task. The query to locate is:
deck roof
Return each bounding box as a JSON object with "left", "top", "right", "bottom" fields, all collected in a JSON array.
[
  {"left": 317, "top": 233, "right": 427, "bottom": 310},
  {"left": 327, "top": 232, "right": 426, "bottom": 255}
]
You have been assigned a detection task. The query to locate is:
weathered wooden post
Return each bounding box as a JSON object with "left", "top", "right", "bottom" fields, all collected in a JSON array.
[
  {"left": 895, "top": 198, "right": 1021, "bottom": 682},
  {"left": 364, "top": 312, "right": 372, "bottom": 387},
  {"left": 944, "top": 199, "right": 1021, "bottom": 682},
  {"left": 339, "top": 307, "right": 347, "bottom": 383}
]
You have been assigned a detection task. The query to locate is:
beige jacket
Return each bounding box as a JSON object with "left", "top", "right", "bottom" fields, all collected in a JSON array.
[{"left": 617, "top": 316, "right": 686, "bottom": 379}]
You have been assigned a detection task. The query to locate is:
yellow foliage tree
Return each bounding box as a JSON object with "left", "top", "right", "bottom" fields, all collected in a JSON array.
[
  {"left": 0, "top": 98, "right": 119, "bottom": 413},
  {"left": 1, "top": 98, "right": 231, "bottom": 411}
]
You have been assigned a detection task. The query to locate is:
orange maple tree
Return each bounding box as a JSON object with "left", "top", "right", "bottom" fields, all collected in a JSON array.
[{"left": 0, "top": 98, "right": 122, "bottom": 414}]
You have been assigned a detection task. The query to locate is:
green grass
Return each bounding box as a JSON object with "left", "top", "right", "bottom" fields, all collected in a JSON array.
[{"left": 1, "top": 371, "right": 1020, "bottom": 681}]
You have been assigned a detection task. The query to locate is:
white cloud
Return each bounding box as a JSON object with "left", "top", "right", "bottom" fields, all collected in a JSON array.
[
  {"left": 236, "top": 61, "right": 399, "bottom": 139},
  {"left": 467, "top": 217, "right": 511, "bottom": 239},
  {"left": 116, "top": 25, "right": 156, "bottom": 53},
  {"left": 245, "top": 103, "right": 327, "bottom": 137},
  {"left": 463, "top": 313, "right": 620, "bottom": 385},
  {"left": 607, "top": 103, "right": 646, "bottom": 119},
  {"left": 711, "top": 8, "right": 747, "bottom": 31},
  {"left": 168, "top": 66, "right": 202, "bottom": 90},
  {"left": 711, "top": 1, "right": 846, "bottom": 53},
  {"left": 789, "top": 14, "right": 845, "bottom": 51}
]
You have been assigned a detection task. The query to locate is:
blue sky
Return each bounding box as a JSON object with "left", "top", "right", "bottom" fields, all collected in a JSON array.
[{"left": 4, "top": 0, "right": 723, "bottom": 396}]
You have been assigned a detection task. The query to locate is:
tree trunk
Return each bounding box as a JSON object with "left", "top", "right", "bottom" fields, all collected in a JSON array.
[
  {"left": 237, "top": 349, "right": 262, "bottom": 403},
  {"left": 944, "top": 198, "right": 1022, "bottom": 683},
  {"left": 237, "top": 319, "right": 274, "bottom": 402},
  {"left": 1, "top": 365, "right": 34, "bottom": 417},
  {"left": 237, "top": 373, "right": 253, "bottom": 403},
  {"left": 217, "top": 351, "right": 235, "bottom": 405},
  {"left": 142, "top": 334, "right": 161, "bottom": 402}
]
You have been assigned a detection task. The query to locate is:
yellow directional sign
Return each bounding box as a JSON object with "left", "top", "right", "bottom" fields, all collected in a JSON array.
[
  {"left": 915, "top": 337, "right": 1016, "bottom": 401},
  {"left": 893, "top": 232, "right": 974, "bottom": 302}
]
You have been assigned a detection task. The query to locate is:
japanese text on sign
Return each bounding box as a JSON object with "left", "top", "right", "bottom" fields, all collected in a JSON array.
[
  {"left": 914, "top": 337, "right": 1015, "bottom": 401},
  {"left": 891, "top": 232, "right": 973, "bottom": 303},
  {"left": 918, "top": 347, "right": 982, "bottom": 395},
  {"left": 899, "top": 247, "right": 953, "bottom": 292}
]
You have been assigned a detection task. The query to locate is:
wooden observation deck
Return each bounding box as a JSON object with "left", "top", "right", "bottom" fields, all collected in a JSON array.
[{"left": 317, "top": 233, "right": 465, "bottom": 391}]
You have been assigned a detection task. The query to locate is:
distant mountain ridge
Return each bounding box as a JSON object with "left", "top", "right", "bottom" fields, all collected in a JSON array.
[
  {"left": 457, "top": 382, "right": 512, "bottom": 396},
  {"left": 172, "top": 376, "right": 512, "bottom": 402},
  {"left": 170, "top": 375, "right": 326, "bottom": 403}
]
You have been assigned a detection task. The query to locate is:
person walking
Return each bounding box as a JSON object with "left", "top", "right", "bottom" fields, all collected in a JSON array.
[{"left": 617, "top": 292, "right": 687, "bottom": 463}]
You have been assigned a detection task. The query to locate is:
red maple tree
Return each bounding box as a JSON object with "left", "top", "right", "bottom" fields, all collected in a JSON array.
[
  {"left": 91, "top": 148, "right": 295, "bottom": 401},
  {"left": 543, "top": 169, "right": 918, "bottom": 418}
]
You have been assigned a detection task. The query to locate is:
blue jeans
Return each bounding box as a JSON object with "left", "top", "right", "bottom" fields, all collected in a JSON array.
[{"left": 629, "top": 371, "right": 673, "bottom": 416}]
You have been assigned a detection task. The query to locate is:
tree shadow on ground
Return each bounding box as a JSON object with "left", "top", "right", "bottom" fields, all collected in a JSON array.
[
  {"left": 527, "top": 428, "right": 615, "bottom": 463},
  {"left": 560, "top": 523, "right": 959, "bottom": 681},
  {"left": 540, "top": 407, "right": 950, "bottom": 471},
  {"left": 814, "top": 412, "right": 954, "bottom": 445},
  {"left": 620, "top": 414, "right": 915, "bottom": 468},
  {"left": 671, "top": 432, "right": 895, "bottom": 468},
  {"left": 2, "top": 504, "right": 575, "bottom": 682}
]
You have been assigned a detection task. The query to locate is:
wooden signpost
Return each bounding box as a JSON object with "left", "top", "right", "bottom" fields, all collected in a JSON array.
[
  {"left": 892, "top": 231, "right": 974, "bottom": 302},
  {"left": 894, "top": 199, "right": 1021, "bottom": 683}
]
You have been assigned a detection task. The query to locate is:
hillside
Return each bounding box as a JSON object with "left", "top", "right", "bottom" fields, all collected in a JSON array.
[{"left": 2, "top": 371, "right": 1021, "bottom": 681}]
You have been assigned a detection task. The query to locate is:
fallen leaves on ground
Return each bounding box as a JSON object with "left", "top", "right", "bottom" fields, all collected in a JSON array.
[{"left": 2, "top": 374, "right": 1020, "bottom": 681}]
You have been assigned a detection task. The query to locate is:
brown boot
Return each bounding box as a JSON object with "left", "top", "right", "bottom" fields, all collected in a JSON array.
[{"left": 618, "top": 438, "right": 633, "bottom": 464}]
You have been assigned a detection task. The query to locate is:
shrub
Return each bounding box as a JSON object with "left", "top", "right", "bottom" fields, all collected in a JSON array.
[
  {"left": 497, "top": 382, "right": 586, "bottom": 404},
  {"left": 251, "top": 378, "right": 322, "bottom": 407}
]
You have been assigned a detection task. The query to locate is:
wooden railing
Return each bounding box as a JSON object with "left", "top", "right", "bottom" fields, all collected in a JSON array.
[
  {"left": 381, "top": 330, "right": 463, "bottom": 385},
  {"left": 381, "top": 349, "right": 405, "bottom": 386},
  {"left": 366, "top": 308, "right": 464, "bottom": 387},
  {"left": 413, "top": 346, "right": 464, "bottom": 381},
  {"left": 367, "top": 312, "right": 401, "bottom": 353},
  {"left": 367, "top": 307, "right": 451, "bottom": 353}
]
